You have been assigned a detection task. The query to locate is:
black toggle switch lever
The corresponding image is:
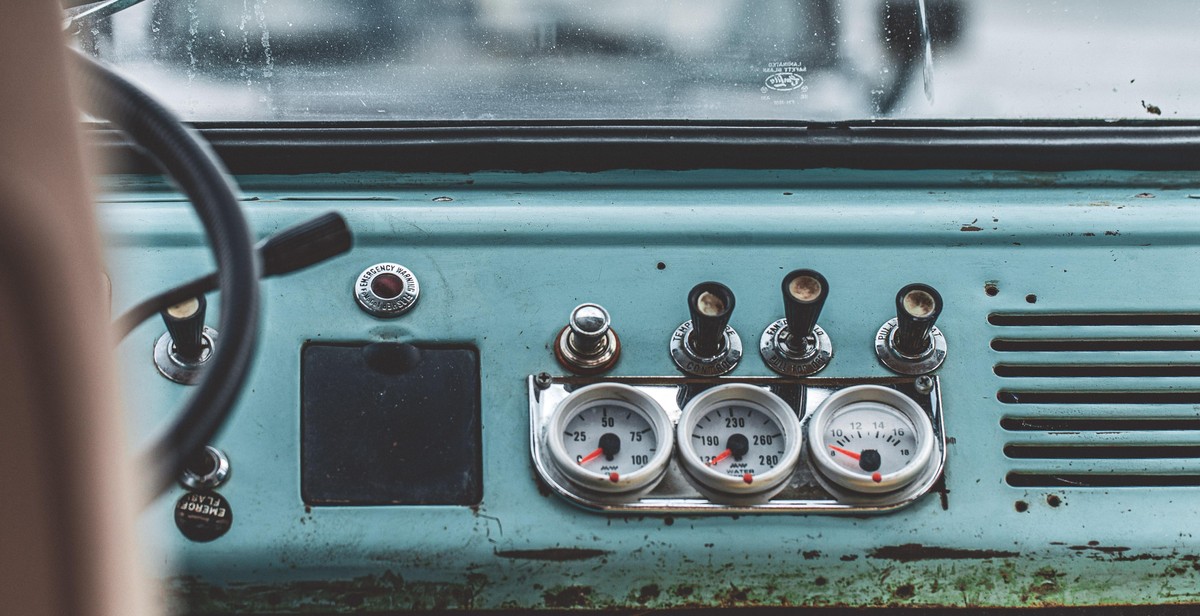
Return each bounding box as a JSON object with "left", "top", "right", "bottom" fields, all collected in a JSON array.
[
  {"left": 162, "top": 295, "right": 209, "bottom": 361},
  {"left": 671, "top": 282, "right": 743, "bottom": 376},
  {"left": 687, "top": 282, "right": 736, "bottom": 358},
  {"left": 892, "top": 283, "right": 943, "bottom": 357},
  {"left": 781, "top": 269, "right": 829, "bottom": 351},
  {"left": 875, "top": 282, "right": 947, "bottom": 375},
  {"left": 760, "top": 269, "right": 833, "bottom": 376},
  {"left": 155, "top": 295, "right": 217, "bottom": 384}
]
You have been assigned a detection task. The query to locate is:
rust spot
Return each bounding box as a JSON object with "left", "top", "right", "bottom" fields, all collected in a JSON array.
[
  {"left": 542, "top": 586, "right": 593, "bottom": 609},
  {"left": 868, "top": 544, "right": 1019, "bottom": 562},
  {"left": 636, "top": 584, "right": 661, "bottom": 603},
  {"left": 1104, "top": 230, "right": 1120, "bottom": 236},
  {"left": 494, "top": 548, "right": 609, "bottom": 561},
  {"left": 960, "top": 225, "right": 983, "bottom": 232},
  {"left": 1046, "top": 494, "right": 1062, "bottom": 507},
  {"left": 802, "top": 550, "right": 821, "bottom": 560},
  {"left": 714, "top": 584, "right": 749, "bottom": 606},
  {"left": 984, "top": 282, "right": 999, "bottom": 297},
  {"left": 839, "top": 554, "right": 858, "bottom": 562},
  {"left": 664, "top": 516, "right": 675, "bottom": 526},
  {"left": 1135, "top": 192, "right": 1155, "bottom": 198},
  {"left": 814, "top": 576, "right": 828, "bottom": 586},
  {"left": 1015, "top": 500, "right": 1029, "bottom": 512},
  {"left": 303, "top": 505, "right": 311, "bottom": 514},
  {"left": 673, "top": 584, "right": 695, "bottom": 598},
  {"left": 1082, "top": 232, "right": 1096, "bottom": 237},
  {"left": 1068, "top": 545, "right": 1131, "bottom": 555},
  {"left": 893, "top": 583, "right": 915, "bottom": 599}
]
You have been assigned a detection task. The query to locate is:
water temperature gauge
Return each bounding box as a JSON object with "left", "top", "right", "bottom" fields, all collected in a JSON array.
[
  {"left": 807, "top": 385, "right": 936, "bottom": 495},
  {"left": 545, "top": 383, "right": 674, "bottom": 494},
  {"left": 676, "top": 384, "right": 802, "bottom": 499}
]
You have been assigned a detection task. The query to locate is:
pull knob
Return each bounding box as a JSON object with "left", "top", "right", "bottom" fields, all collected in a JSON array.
[
  {"left": 687, "top": 282, "right": 736, "bottom": 358},
  {"left": 782, "top": 269, "right": 828, "bottom": 346},
  {"left": 760, "top": 269, "right": 833, "bottom": 376},
  {"left": 892, "top": 283, "right": 943, "bottom": 356},
  {"left": 162, "top": 296, "right": 208, "bottom": 360},
  {"left": 875, "top": 283, "right": 947, "bottom": 375},
  {"left": 154, "top": 296, "right": 218, "bottom": 385},
  {"left": 554, "top": 303, "right": 620, "bottom": 374},
  {"left": 671, "top": 282, "right": 742, "bottom": 376}
]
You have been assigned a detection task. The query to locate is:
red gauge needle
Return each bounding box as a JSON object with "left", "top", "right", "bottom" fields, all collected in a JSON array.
[
  {"left": 709, "top": 449, "right": 733, "bottom": 466},
  {"left": 578, "top": 448, "right": 604, "bottom": 465},
  {"left": 829, "top": 445, "right": 861, "bottom": 460}
]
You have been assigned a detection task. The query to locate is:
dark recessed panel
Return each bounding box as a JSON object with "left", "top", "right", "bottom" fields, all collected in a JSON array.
[{"left": 301, "top": 343, "right": 481, "bottom": 505}]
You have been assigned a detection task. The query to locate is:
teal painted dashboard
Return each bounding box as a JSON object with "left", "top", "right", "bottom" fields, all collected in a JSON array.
[{"left": 104, "top": 169, "right": 1200, "bottom": 611}]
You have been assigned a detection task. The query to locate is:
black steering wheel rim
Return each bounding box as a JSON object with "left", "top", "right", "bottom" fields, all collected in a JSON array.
[{"left": 72, "top": 50, "right": 260, "bottom": 503}]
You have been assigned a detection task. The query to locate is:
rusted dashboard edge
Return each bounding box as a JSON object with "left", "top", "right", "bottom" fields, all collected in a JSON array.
[{"left": 88, "top": 121, "right": 1200, "bottom": 174}]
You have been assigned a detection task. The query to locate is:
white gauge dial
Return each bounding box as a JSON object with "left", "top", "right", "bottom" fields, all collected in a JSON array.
[
  {"left": 546, "top": 383, "right": 673, "bottom": 494},
  {"left": 807, "top": 385, "right": 935, "bottom": 494},
  {"left": 676, "top": 384, "right": 802, "bottom": 497}
]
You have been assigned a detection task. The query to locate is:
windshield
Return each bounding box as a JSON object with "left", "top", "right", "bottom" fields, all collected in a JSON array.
[{"left": 78, "top": 0, "right": 1198, "bottom": 122}]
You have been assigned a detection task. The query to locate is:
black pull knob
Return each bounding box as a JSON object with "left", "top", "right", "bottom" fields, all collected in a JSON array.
[
  {"left": 892, "top": 283, "right": 943, "bottom": 356},
  {"left": 687, "top": 282, "right": 735, "bottom": 358},
  {"left": 781, "top": 269, "right": 828, "bottom": 343},
  {"left": 161, "top": 296, "right": 208, "bottom": 360}
]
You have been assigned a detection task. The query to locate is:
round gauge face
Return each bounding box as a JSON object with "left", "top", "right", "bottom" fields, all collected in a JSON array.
[
  {"left": 688, "top": 404, "right": 787, "bottom": 480},
  {"left": 823, "top": 403, "right": 920, "bottom": 480},
  {"left": 806, "top": 385, "right": 937, "bottom": 495},
  {"left": 545, "top": 383, "right": 674, "bottom": 495},
  {"left": 675, "top": 384, "right": 802, "bottom": 498},
  {"left": 562, "top": 401, "right": 659, "bottom": 479}
]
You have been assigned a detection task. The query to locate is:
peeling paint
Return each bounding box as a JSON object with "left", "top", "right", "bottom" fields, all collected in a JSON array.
[{"left": 869, "top": 544, "right": 1021, "bottom": 562}]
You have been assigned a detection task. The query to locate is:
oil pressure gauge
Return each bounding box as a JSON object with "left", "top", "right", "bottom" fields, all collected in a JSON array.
[
  {"left": 807, "top": 385, "right": 935, "bottom": 495},
  {"left": 545, "top": 383, "right": 674, "bottom": 494},
  {"left": 676, "top": 384, "right": 802, "bottom": 499}
]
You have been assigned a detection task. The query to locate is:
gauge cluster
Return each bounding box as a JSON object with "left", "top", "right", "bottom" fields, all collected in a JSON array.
[{"left": 529, "top": 375, "right": 945, "bottom": 514}]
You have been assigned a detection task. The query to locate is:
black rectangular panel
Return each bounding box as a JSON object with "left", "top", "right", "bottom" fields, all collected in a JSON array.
[{"left": 301, "top": 343, "right": 481, "bottom": 505}]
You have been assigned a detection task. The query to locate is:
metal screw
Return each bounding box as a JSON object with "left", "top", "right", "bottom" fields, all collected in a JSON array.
[
  {"left": 534, "top": 372, "right": 554, "bottom": 390},
  {"left": 914, "top": 375, "right": 935, "bottom": 395}
]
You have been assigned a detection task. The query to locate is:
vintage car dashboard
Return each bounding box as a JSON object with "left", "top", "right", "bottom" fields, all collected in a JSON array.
[{"left": 104, "top": 166, "right": 1200, "bottom": 611}]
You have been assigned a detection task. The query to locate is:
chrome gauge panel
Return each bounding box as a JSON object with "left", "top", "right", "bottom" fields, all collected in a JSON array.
[{"left": 529, "top": 374, "right": 946, "bottom": 514}]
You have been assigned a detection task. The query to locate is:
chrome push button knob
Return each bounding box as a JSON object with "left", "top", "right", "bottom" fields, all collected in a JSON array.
[
  {"left": 875, "top": 283, "right": 947, "bottom": 375},
  {"left": 760, "top": 269, "right": 833, "bottom": 376},
  {"left": 670, "top": 282, "right": 742, "bottom": 376},
  {"left": 555, "top": 303, "right": 621, "bottom": 374}
]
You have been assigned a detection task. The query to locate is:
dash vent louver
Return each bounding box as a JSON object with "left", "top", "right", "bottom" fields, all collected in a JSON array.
[{"left": 992, "top": 312, "right": 1200, "bottom": 488}]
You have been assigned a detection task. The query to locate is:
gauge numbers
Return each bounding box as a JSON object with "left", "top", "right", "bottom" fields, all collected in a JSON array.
[
  {"left": 563, "top": 402, "right": 657, "bottom": 477},
  {"left": 690, "top": 405, "right": 786, "bottom": 479},
  {"left": 825, "top": 403, "right": 919, "bottom": 480}
]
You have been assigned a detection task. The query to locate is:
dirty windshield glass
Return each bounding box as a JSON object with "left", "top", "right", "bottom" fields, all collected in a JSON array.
[{"left": 77, "top": 0, "right": 1199, "bottom": 121}]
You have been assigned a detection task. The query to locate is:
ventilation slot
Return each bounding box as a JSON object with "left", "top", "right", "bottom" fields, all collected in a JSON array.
[{"left": 993, "top": 311, "right": 1200, "bottom": 489}]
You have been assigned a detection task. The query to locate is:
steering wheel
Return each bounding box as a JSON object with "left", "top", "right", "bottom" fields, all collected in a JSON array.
[{"left": 72, "top": 51, "right": 261, "bottom": 503}]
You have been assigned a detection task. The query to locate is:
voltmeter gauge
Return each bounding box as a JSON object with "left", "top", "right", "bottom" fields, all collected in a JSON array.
[
  {"left": 807, "top": 385, "right": 935, "bottom": 494},
  {"left": 676, "top": 384, "right": 802, "bottom": 498},
  {"left": 545, "top": 383, "right": 674, "bottom": 494}
]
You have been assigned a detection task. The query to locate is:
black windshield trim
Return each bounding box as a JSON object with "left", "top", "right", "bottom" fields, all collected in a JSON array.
[{"left": 88, "top": 120, "right": 1200, "bottom": 174}]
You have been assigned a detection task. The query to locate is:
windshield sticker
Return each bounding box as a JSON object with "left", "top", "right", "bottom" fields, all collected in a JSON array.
[{"left": 760, "top": 61, "right": 808, "bottom": 105}]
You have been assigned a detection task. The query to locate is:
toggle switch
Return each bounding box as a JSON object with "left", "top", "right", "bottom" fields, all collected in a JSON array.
[
  {"left": 554, "top": 303, "right": 621, "bottom": 374},
  {"left": 670, "top": 282, "right": 742, "bottom": 376},
  {"left": 875, "top": 283, "right": 947, "bottom": 375},
  {"left": 154, "top": 295, "right": 218, "bottom": 385},
  {"left": 760, "top": 269, "right": 833, "bottom": 376}
]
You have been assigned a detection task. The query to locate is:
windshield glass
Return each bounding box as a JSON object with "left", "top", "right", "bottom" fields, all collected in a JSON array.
[{"left": 78, "top": 0, "right": 1198, "bottom": 122}]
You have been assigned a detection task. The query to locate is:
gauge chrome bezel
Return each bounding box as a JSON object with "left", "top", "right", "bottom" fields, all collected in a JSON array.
[
  {"left": 675, "top": 384, "right": 803, "bottom": 498},
  {"left": 545, "top": 383, "right": 674, "bottom": 494},
  {"left": 806, "top": 385, "right": 935, "bottom": 494}
]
